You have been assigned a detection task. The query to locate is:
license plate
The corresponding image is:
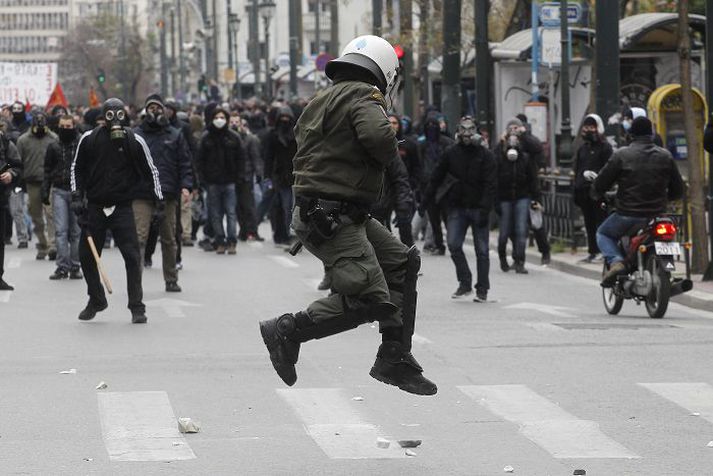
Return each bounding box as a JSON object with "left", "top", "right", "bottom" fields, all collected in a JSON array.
[{"left": 654, "top": 241, "right": 681, "bottom": 256}]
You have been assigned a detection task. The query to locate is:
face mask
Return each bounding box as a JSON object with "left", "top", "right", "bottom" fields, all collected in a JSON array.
[
  {"left": 582, "top": 131, "right": 596, "bottom": 142},
  {"left": 622, "top": 119, "right": 632, "bottom": 132},
  {"left": 508, "top": 135, "right": 519, "bottom": 148},
  {"left": 58, "top": 128, "right": 76, "bottom": 143},
  {"left": 213, "top": 118, "right": 227, "bottom": 129},
  {"left": 32, "top": 125, "right": 46, "bottom": 137},
  {"left": 506, "top": 148, "right": 518, "bottom": 162}
]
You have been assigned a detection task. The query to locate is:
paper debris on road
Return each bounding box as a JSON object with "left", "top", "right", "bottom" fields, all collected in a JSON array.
[
  {"left": 405, "top": 449, "right": 417, "bottom": 457},
  {"left": 376, "top": 437, "right": 390, "bottom": 449},
  {"left": 177, "top": 417, "right": 201, "bottom": 433},
  {"left": 707, "top": 441, "right": 713, "bottom": 448},
  {"left": 172, "top": 441, "right": 184, "bottom": 446},
  {"left": 691, "top": 412, "right": 701, "bottom": 416},
  {"left": 59, "top": 368, "right": 77, "bottom": 374},
  {"left": 352, "top": 396, "right": 364, "bottom": 401},
  {"left": 504, "top": 465, "right": 514, "bottom": 473},
  {"left": 83, "top": 458, "right": 93, "bottom": 462},
  {"left": 95, "top": 381, "right": 107, "bottom": 390},
  {"left": 398, "top": 439, "right": 422, "bottom": 448}
]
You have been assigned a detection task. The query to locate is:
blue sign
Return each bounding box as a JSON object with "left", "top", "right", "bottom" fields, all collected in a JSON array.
[{"left": 539, "top": 2, "right": 581, "bottom": 26}]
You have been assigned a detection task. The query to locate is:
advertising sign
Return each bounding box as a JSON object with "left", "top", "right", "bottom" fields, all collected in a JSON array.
[{"left": 0, "top": 62, "right": 57, "bottom": 105}]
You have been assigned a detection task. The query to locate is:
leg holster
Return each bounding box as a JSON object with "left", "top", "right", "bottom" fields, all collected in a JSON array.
[{"left": 282, "top": 301, "right": 399, "bottom": 343}]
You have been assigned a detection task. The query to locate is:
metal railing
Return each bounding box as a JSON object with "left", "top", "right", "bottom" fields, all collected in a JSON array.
[{"left": 539, "top": 174, "right": 585, "bottom": 248}]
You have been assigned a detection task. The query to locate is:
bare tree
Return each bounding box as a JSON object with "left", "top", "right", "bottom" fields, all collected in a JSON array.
[
  {"left": 60, "top": 13, "right": 154, "bottom": 106},
  {"left": 678, "top": 1, "right": 710, "bottom": 273}
]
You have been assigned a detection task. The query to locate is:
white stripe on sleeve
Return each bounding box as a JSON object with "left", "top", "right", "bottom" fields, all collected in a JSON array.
[
  {"left": 70, "top": 130, "right": 93, "bottom": 193},
  {"left": 134, "top": 133, "right": 163, "bottom": 200}
]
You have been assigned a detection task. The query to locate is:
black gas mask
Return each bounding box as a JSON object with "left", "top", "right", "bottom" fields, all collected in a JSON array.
[
  {"left": 102, "top": 98, "right": 127, "bottom": 141},
  {"left": 455, "top": 116, "right": 481, "bottom": 147},
  {"left": 31, "top": 114, "right": 48, "bottom": 137},
  {"left": 145, "top": 109, "right": 168, "bottom": 129}
]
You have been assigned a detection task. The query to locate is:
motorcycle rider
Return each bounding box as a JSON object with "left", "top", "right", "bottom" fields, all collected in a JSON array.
[
  {"left": 593, "top": 116, "right": 684, "bottom": 286},
  {"left": 259, "top": 35, "right": 437, "bottom": 396}
]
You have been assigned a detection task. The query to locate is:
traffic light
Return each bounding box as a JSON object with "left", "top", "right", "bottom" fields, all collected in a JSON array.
[{"left": 96, "top": 69, "right": 106, "bottom": 84}]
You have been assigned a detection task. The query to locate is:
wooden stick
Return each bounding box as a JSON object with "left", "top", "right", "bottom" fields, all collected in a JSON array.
[{"left": 87, "top": 235, "right": 113, "bottom": 294}]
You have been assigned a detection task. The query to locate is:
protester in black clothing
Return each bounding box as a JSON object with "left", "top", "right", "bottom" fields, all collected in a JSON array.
[
  {"left": 43, "top": 115, "right": 83, "bottom": 280},
  {"left": 0, "top": 128, "right": 22, "bottom": 290},
  {"left": 263, "top": 106, "right": 297, "bottom": 244},
  {"left": 9, "top": 101, "right": 28, "bottom": 139},
  {"left": 71, "top": 98, "right": 163, "bottom": 323},
  {"left": 418, "top": 112, "right": 454, "bottom": 255},
  {"left": 230, "top": 112, "right": 264, "bottom": 241},
  {"left": 424, "top": 116, "right": 496, "bottom": 301},
  {"left": 573, "top": 114, "right": 613, "bottom": 262}
]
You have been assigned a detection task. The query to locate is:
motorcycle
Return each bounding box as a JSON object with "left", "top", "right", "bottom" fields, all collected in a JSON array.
[
  {"left": 601, "top": 215, "right": 693, "bottom": 319},
  {"left": 582, "top": 170, "right": 693, "bottom": 319}
]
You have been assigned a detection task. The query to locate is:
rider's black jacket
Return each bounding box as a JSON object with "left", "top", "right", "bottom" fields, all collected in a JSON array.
[{"left": 592, "top": 136, "right": 684, "bottom": 217}]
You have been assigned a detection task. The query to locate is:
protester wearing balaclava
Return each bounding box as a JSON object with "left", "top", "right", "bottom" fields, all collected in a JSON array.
[
  {"left": 10, "top": 101, "right": 28, "bottom": 135},
  {"left": 573, "top": 113, "right": 612, "bottom": 262}
]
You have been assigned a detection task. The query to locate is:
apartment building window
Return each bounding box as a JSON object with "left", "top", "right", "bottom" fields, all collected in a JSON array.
[{"left": 307, "top": 0, "right": 328, "bottom": 13}]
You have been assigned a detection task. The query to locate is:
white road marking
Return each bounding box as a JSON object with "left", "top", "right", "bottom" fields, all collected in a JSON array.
[
  {"left": 687, "top": 290, "right": 713, "bottom": 302},
  {"left": 504, "top": 302, "right": 577, "bottom": 318},
  {"left": 458, "top": 385, "right": 639, "bottom": 459},
  {"left": 412, "top": 333, "right": 432, "bottom": 345},
  {"left": 144, "top": 298, "right": 202, "bottom": 318},
  {"left": 639, "top": 383, "right": 713, "bottom": 425},
  {"left": 526, "top": 322, "right": 566, "bottom": 332},
  {"left": 7, "top": 257, "right": 21, "bottom": 269},
  {"left": 0, "top": 292, "right": 11, "bottom": 303},
  {"left": 97, "top": 391, "right": 196, "bottom": 462},
  {"left": 277, "top": 388, "right": 406, "bottom": 459},
  {"left": 270, "top": 255, "right": 300, "bottom": 269},
  {"left": 247, "top": 241, "right": 264, "bottom": 249}
]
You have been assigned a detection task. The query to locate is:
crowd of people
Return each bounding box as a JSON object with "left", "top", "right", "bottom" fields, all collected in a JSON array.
[{"left": 0, "top": 84, "right": 675, "bottom": 307}]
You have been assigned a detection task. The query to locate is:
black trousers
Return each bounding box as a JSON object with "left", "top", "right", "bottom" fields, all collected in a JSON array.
[
  {"left": 2, "top": 208, "right": 10, "bottom": 241},
  {"left": 0, "top": 205, "right": 6, "bottom": 279},
  {"left": 578, "top": 199, "right": 606, "bottom": 255},
  {"left": 236, "top": 180, "right": 258, "bottom": 239},
  {"left": 79, "top": 204, "right": 144, "bottom": 313},
  {"left": 427, "top": 202, "right": 447, "bottom": 250}
]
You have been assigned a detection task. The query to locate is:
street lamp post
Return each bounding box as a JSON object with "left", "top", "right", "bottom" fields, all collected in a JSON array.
[
  {"left": 259, "top": 0, "right": 276, "bottom": 101},
  {"left": 229, "top": 13, "right": 242, "bottom": 100}
]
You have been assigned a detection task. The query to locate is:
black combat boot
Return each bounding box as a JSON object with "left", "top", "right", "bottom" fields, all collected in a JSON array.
[
  {"left": 259, "top": 313, "right": 304, "bottom": 386},
  {"left": 369, "top": 341, "right": 438, "bottom": 396},
  {"left": 78, "top": 299, "right": 108, "bottom": 321},
  {"left": 499, "top": 254, "right": 510, "bottom": 272},
  {"left": 0, "top": 278, "right": 14, "bottom": 290},
  {"left": 131, "top": 311, "right": 148, "bottom": 324}
]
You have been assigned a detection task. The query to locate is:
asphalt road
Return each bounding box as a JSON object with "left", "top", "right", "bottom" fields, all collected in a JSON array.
[{"left": 2, "top": 230, "right": 713, "bottom": 476}]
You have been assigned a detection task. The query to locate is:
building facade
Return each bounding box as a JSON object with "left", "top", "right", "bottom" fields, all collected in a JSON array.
[{"left": 0, "top": 0, "right": 73, "bottom": 62}]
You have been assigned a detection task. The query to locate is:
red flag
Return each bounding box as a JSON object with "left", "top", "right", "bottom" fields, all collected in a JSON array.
[
  {"left": 89, "top": 87, "right": 100, "bottom": 108},
  {"left": 24, "top": 97, "right": 31, "bottom": 112},
  {"left": 45, "top": 82, "right": 68, "bottom": 111}
]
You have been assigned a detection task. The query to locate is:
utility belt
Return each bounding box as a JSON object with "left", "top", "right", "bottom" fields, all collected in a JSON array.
[{"left": 295, "top": 195, "right": 370, "bottom": 246}]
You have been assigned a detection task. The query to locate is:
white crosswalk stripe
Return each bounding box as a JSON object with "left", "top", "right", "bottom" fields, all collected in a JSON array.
[
  {"left": 639, "top": 382, "right": 713, "bottom": 424},
  {"left": 97, "top": 391, "right": 196, "bottom": 462},
  {"left": 277, "top": 388, "right": 407, "bottom": 459},
  {"left": 458, "top": 384, "right": 639, "bottom": 459}
]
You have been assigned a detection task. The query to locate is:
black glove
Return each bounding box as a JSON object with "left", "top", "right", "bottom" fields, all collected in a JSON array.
[
  {"left": 41, "top": 188, "right": 50, "bottom": 206},
  {"left": 255, "top": 175, "right": 262, "bottom": 184},
  {"left": 155, "top": 200, "right": 166, "bottom": 221}
]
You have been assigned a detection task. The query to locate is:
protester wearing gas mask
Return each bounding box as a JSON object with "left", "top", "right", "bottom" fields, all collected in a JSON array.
[
  {"left": 573, "top": 114, "right": 613, "bottom": 263},
  {"left": 196, "top": 107, "right": 244, "bottom": 254},
  {"left": 494, "top": 117, "right": 541, "bottom": 274},
  {"left": 43, "top": 115, "right": 83, "bottom": 280},
  {"left": 17, "top": 112, "right": 58, "bottom": 260},
  {"left": 132, "top": 94, "right": 193, "bottom": 292},
  {"left": 71, "top": 98, "right": 163, "bottom": 324},
  {"left": 423, "top": 116, "right": 496, "bottom": 301}
]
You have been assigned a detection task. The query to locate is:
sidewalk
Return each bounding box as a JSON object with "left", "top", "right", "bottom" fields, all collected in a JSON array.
[{"left": 479, "top": 231, "right": 713, "bottom": 313}]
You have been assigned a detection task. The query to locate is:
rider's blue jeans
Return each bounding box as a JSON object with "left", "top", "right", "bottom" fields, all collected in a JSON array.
[{"left": 596, "top": 213, "right": 649, "bottom": 265}]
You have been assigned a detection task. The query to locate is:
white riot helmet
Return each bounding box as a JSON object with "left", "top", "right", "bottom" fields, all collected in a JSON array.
[{"left": 325, "top": 35, "right": 400, "bottom": 103}]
